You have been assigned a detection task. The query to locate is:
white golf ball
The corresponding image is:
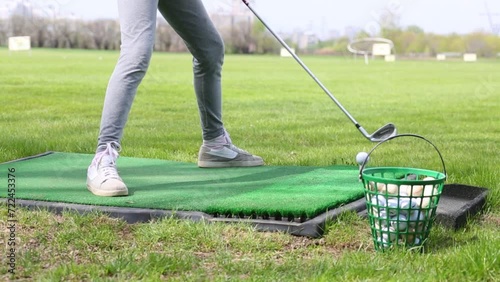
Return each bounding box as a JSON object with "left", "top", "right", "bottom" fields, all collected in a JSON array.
[
  {"left": 356, "top": 152, "right": 369, "bottom": 165},
  {"left": 408, "top": 211, "right": 426, "bottom": 227},
  {"left": 380, "top": 226, "right": 397, "bottom": 242},
  {"left": 422, "top": 177, "right": 437, "bottom": 197},
  {"left": 398, "top": 185, "right": 409, "bottom": 196},
  {"left": 419, "top": 196, "right": 431, "bottom": 209},
  {"left": 371, "top": 195, "right": 387, "bottom": 207},
  {"left": 423, "top": 185, "right": 437, "bottom": 197},
  {"left": 406, "top": 184, "right": 424, "bottom": 196},
  {"left": 399, "top": 197, "right": 419, "bottom": 210},
  {"left": 386, "top": 184, "right": 400, "bottom": 195},
  {"left": 375, "top": 183, "right": 399, "bottom": 195},
  {"left": 372, "top": 207, "right": 388, "bottom": 220},
  {"left": 390, "top": 214, "right": 408, "bottom": 231}
]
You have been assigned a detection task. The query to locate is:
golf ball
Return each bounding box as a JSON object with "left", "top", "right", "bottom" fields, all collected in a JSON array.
[
  {"left": 356, "top": 152, "right": 369, "bottom": 165},
  {"left": 390, "top": 214, "right": 408, "bottom": 231},
  {"left": 398, "top": 185, "right": 410, "bottom": 196},
  {"left": 373, "top": 208, "right": 388, "bottom": 220},
  {"left": 406, "top": 184, "right": 424, "bottom": 196},
  {"left": 417, "top": 196, "right": 428, "bottom": 209},
  {"left": 387, "top": 198, "right": 400, "bottom": 209},
  {"left": 399, "top": 197, "right": 419, "bottom": 210},
  {"left": 371, "top": 195, "right": 387, "bottom": 207},
  {"left": 380, "top": 226, "right": 397, "bottom": 242},
  {"left": 375, "top": 183, "right": 399, "bottom": 195},
  {"left": 409, "top": 210, "right": 426, "bottom": 226},
  {"left": 423, "top": 184, "right": 437, "bottom": 197},
  {"left": 422, "top": 177, "right": 437, "bottom": 196},
  {"left": 414, "top": 237, "right": 421, "bottom": 245}
]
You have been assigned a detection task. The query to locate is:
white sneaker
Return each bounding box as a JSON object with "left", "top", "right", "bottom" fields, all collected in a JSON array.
[{"left": 87, "top": 142, "right": 128, "bottom": 197}]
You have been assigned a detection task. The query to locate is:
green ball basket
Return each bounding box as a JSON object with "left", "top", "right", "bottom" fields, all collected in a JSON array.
[{"left": 359, "top": 134, "right": 447, "bottom": 251}]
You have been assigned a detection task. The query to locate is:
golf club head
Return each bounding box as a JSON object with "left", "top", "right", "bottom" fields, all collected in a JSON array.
[{"left": 369, "top": 123, "right": 397, "bottom": 142}]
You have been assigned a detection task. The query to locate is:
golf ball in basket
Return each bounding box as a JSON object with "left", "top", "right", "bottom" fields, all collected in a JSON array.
[
  {"left": 390, "top": 214, "right": 408, "bottom": 231},
  {"left": 409, "top": 210, "right": 426, "bottom": 227},
  {"left": 372, "top": 207, "right": 388, "bottom": 219},
  {"left": 398, "top": 185, "right": 410, "bottom": 196},
  {"left": 406, "top": 184, "right": 424, "bottom": 196},
  {"left": 371, "top": 195, "right": 387, "bottom": 207},
  {"left": 373, "top": 183, "right": 399, "bottom": 195},
  {"left": 419, "top": 196, "right": 431, "bottom": 209},
  {"left": 356, "top": 152, "right": 369, "bottom": 165},
  {"left": 380, "top": 226, "right": 397, "bottom": 242},
  {"left": 399, "top": 197, "right": 419, "bottom": 210},
  {"left": 422, "top": 176, "right": 437, "bottom": 197},
  {"left": 387, "top": 198, "right": 400, "bottom": 209},
  {"left": 404, "top": 231, "right": 421, "bottom": 245},
  {"left": 423, "top": 184, "right": 437, "bottom": 197}
]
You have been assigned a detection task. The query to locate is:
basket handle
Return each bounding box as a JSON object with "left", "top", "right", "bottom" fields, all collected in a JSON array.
[{"left": 359, "top": 134, "right": 447, "bottom": 181}]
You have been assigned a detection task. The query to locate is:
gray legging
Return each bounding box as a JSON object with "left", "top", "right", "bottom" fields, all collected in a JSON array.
[{"left": 97, "top": 0, "right": 225, "bottom": 151}]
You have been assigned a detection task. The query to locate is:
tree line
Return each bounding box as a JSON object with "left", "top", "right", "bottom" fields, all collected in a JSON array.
[
  {"left": 318, "top": 26, "right": 500, "bottom": 58},
  {"left": 0, "top": 14, "right": 280, "bottom": 54},
  {"left": 1, "top": 14, "right": 499, "bottom": 57}
]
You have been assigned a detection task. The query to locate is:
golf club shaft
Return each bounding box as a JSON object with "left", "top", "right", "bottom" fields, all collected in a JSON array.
[{"left": 241, "top": 0, "right": 360, "bottom": 128}]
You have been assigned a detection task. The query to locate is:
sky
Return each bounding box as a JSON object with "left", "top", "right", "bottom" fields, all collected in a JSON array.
[{"left": 1, "top": 0, "right": 500, "bottom": 37}]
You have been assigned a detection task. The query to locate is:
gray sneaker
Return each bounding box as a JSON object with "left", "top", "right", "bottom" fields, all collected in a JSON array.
[
  {"left": 87, "top": 142, "right": 128, "bottom": 197},
  {"left": 198, "top": 143, "right": 264, "bottom": 168}
]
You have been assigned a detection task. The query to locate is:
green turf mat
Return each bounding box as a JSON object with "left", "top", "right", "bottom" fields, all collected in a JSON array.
[{"left": 1, "top": 152, "right": 364, "bottom": 219}]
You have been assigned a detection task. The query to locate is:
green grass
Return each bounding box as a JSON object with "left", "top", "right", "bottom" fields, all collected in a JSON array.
[{"left": 1, "top": 48, "right": 499, "bottom": 281}]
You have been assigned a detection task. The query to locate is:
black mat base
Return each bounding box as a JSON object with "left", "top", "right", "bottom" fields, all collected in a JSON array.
[
  {"left": 3, "top": 184, "right": 488, "bottom": 238},
  {"left": 434, "top": 184, "right": 490, "bottom": 229}
]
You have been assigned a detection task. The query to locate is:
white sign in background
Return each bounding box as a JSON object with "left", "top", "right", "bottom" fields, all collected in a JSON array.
[{"left": 8, "top": 36, "right": 31, "bottom": 51}]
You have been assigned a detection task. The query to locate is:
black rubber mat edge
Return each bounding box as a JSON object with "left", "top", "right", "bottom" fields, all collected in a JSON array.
[
  {"left": 1, "top": 151, "right": 55, "bottom": 164},
  {"left": 2, "top": 183, "right": 487, "bottom": 238},
  {"left": 4, "top": 198, "right": 367, "bottom": 238}
]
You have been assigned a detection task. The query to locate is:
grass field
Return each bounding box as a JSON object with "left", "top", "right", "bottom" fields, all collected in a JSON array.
[{"left": 1, "top": 48, "right": 499, "bottom": 281}]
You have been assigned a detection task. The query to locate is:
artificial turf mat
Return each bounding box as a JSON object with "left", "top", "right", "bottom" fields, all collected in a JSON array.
[{"left": 1, "top": 152, "right": 365, "bottom": 220}]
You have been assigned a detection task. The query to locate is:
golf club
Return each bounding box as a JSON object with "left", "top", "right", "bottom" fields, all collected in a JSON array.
[{"left": 241, "top": 0, "right": 397, "bottom": 142}]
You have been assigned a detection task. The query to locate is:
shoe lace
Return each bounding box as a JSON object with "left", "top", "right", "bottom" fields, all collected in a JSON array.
[
  {"left": 101, "top": 165, "right": 120, "bottom": 179},
  {"left": 93, "top": 142, "right": 121, "bottom": 179},
  {"left": 222, "top": 130, "right": 251, "bottom": 155},
  {"left": 227, "top": 143, "right": 250, "bottom": 155},
  {"left": 223, "top": 129, "right": 233, "bottom": 144}
]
